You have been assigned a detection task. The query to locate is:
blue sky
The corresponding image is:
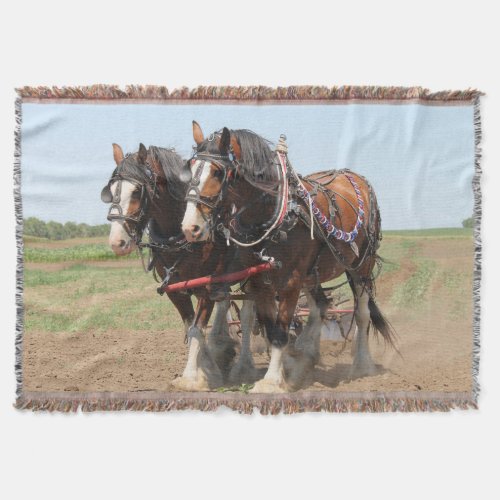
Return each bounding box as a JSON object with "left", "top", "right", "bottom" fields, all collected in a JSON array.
[{"left": 20, "top": 101, "right": 474, "bottom": 230}]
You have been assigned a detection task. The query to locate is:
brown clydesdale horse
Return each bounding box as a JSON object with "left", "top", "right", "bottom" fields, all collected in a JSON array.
[
  {"left": 101, "top": 143, "right": 256, "bottom": 391},
  {"left": 181, "top": 123, "right": 396, "bottom": 393}
]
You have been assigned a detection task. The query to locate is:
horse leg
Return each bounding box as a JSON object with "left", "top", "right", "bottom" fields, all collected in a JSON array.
[
  {"left": 228, "top": 300, "right": 258, "bottom": 385},
  {"left": 294, "top": 288, "right": 327, "bottom": 363},
  {"left": 167, "top": 292, "right": 195, "bottom": 335},
  {"left": 349, "top": 280, "right": 378, "bottom": 378},
  {"left": 250, "top": 285, "right": 300, "bottom": 393},
  {"left": 207, "top": 299, "right": 237, "bottom": 376},
  {"left": 171, "top": 297, "right": 223, "bottom": 391},
  {"left": 286, "top": 289, "right": 325, "bottom": 389}
]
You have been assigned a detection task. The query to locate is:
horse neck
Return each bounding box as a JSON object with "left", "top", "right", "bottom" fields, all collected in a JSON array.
[
  {"left": 149, "top": 186, "right": 185, "bottom": 236},
  {"left": 232, "top": 179, "right": 275, "bottom": 226}
]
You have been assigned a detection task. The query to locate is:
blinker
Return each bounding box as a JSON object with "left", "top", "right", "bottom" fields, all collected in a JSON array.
[
  {"left": 179, "top": 162, "right": 193, "bottom": 183},
  {"left": 101, "top": 185, "right": 113, "bottom": 203}
]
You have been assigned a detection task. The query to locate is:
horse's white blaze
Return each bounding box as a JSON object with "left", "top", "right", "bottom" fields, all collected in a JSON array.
[
  {"left": 181, "top": 160, "right": 212, "bottom": 241},
  {"left": 108, "top": 180, "right": 136, "bottom": 255}
]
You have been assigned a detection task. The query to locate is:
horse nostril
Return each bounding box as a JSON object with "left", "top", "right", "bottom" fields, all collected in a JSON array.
[
  {"left": 192, "top": 225, "right": 200, "bottom": 234},
  {"left": 119, "top": 239, "right": 126, "bottom": 248}
]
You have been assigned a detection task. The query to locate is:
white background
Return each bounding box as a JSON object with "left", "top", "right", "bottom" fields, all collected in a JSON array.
[{"left": 0, "top": 1, "right": 498, "bottom": 499}]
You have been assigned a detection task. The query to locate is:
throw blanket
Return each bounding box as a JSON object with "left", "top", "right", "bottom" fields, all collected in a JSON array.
[{"left": 14, "top": 86, "right": 481, "bottom": 413}]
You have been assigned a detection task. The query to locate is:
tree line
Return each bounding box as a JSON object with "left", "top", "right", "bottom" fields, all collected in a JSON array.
[
  {"left": 24, "top": 215, "right": 475, "bottom": 240},
  {"left": 24, "top": 217, "right": 110, "bottom": 240},
  {"left": 462, "top": 217, "right": 474, "bottom": 228}
]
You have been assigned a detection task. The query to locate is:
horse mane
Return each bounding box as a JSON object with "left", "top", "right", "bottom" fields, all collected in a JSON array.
[
  {"left": 110, "top": 153, "right": 152, "bottom": 188},
  {"left": 230, "top": 129, "right": 278, "bottom": 185},
  {"left": 148, "top": 146, "right": 188, "bottom": 200}
]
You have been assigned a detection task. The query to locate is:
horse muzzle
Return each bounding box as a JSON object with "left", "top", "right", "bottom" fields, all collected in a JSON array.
[
  {"left": 109, "top": 222, "right": 137, "bottom": 255},
  {"left": 182, "top": 223, "right": 210, "bottom": 242},
  {"left": 110, "top": 237, "right": 136, "bottom": 256}
]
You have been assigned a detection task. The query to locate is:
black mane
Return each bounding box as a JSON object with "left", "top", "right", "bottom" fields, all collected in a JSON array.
[
  {"left": 111, "top": 153, "right": 151, "bottom": 185},
  {"left": 231, "top": 129, "right": 277, "bottom": 184},
  {"left": 195, "top": 128, "right": 278, "bottom": 186},
  {"left": 109, "top": 146, "right": 188, "bottom": 202},
  {"left": 148, "top": 146, "right": 187, "bottom": 200}
]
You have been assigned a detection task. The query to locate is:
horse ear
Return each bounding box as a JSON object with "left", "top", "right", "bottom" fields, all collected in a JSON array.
[
  {"left": 219, "top": 127, "right": 231, "bottom": 154},
  {"left": 193, "top": 121, "right": 204, "bottom": 145},
  {"left": 138, "top": 143, "right": 147, "bottom": 164},
  {"left": 112, "top": 143, "right": 124, "bottom": 165},
  {"left": 230, "top": 135, "right": 241, "bottom": 160}
]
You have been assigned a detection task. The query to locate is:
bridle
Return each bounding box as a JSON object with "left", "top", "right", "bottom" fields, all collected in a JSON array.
[
  {"left": 184, "top": 140, "right": 289, "bottom": 247},
  {"left": 101, "top": 150, "right": 196, "bottom": 282},
  {"left": 184, "top": 148, "right": 236, "bottom": 225},
  {"left": 101, "top": 158, "right": 160, "bottom": 243}
]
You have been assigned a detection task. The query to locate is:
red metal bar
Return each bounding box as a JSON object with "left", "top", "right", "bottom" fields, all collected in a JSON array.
[
  {"left": 296, "top": 308, "right": 354, "bottom": 316},
  {"left": 157, "top": 261, "right": 279, "bottom": 295},
  {"left": 294, "top": 309, "right": 354, "bottom": 318}
]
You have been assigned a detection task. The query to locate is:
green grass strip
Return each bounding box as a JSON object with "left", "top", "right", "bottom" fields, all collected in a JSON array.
[{"left": 24, "top": 244, "right": 136, "bottom": 263}]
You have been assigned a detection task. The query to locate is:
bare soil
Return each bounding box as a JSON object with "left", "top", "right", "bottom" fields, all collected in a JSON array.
[{"left": 22, "top": 233, "right": 474, "bottom": 395}]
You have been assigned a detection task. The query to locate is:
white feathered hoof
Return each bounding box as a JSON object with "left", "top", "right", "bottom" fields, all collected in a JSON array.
[
  {"left": 228, "top": 355, "right": 258, "bottom": 385},
  {"left": 171, "top": 372, "right": 212, "bottom": 392},
  {"left": 250, "top": 378, "right": 289, "bottom": 394},
  {"left": 172, "top": 326, "right": 224, "bottom": 391},
  {"left": 171, "top": 361, "right": 223, "bottom": 391}
]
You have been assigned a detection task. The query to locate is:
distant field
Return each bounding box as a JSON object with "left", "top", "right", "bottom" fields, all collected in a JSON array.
[
  {"left": 21, "top": 228, "right": 473, "bottom": 330},
  {"left": 23, "top": 228, "right": 473, "bottom": 264},
  {"left": 22, "top": 228, "right": 474, "bottom": 393},
  {"left": 384, "top": 228, "right": 473, "bottom": 238},
  {"left": 24, "top": 236, "right": 135, "bottom": 263}
]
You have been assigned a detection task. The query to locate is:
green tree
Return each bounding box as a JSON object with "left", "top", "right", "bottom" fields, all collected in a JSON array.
[
  {"left": 462, "top": 217, "right": 474, "bottom": 228},
  {"left": 46, "top": 221, "right": 65, "bottom": 240},
  {"left": 63, "top": 221, "right": 79, "bottom": 238},
  {"left": 24, "top": 217, "right": 49, "bottom": 238},
  {"left": 24, "top": 217, "right": 111, "bottom": 240}
]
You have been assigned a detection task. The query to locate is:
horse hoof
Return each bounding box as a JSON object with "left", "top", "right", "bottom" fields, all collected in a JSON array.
[
  {"left": 250, "top": 378, "right": 288, "bottom": 394},
  {"left": 284, "top": 352, "right": 316, "bottom": 391},
  {"left": 208, "top": 339, "right": 237, "bottom": 374},
  {"left": 228, "top": 358, "right": 258, "bottom": 385},
  {"left": 172, "top": 375, "right": 210, "bottom": 392}
]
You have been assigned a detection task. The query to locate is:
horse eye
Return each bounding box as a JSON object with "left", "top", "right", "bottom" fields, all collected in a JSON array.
[
  {"left": 131, "top": 189, "right": 141, "bottom": 199},
  {"left": 214, "top": 169, "right": 223, "bottom": 179}
]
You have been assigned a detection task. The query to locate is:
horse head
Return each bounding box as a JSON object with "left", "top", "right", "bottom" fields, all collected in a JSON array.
[
  {"left": 101, "top": 143, "right": 158, "bottom": 255},
  {"left": 181, "top": 121, "right": 241, "bottom": 242},
  {"left": 181, "top": 122, "right": 279, "bottom": 243}
]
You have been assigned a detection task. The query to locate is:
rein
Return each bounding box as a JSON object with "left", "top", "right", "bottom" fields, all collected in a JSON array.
[
  {"left": 217, "top": 146, "right": 289, "bottom": 247},
  {"left": 185, "top": 155, "right": 229, "bottom": 213},
  {"left": 209, "top": 134, "right": 375, "bottom": 273},
  {"left": 101, "top": 151, "right": 164, "bottom": 244},
  {"left": 140, "top": 220, "right": 191, "bottom": 253},
  {"left": 102, "top": 155, "right": 189, "bottom": 259}
]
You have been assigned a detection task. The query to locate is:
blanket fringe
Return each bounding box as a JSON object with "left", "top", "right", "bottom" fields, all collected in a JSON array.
[
  {"left": 12, "top": 88, "right": 483, "bottom": 412},
  {"left": 13, "top": 98, "right": 24, "bottom": 398},
  {"left": 14, "top": 393, "right": 477, "bottom": 414},
  {"left": 472, "top": 96, "right": 482, "bottom": 403},
  {"left": 16, "top": 85, "right": 483, "bottom": 102}
]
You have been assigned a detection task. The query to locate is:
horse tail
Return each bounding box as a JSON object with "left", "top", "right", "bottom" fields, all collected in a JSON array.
[{"left": 368, "top": 296, "right": 398, "bottom": 350}]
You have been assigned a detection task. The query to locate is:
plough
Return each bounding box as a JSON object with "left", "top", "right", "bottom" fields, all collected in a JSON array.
[{"left": 156, "top": 259, "right": 354, "bottom": 339}]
